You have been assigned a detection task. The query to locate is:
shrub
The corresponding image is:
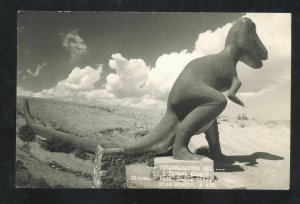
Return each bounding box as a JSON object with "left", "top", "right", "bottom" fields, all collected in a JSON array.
[
  {"left": 18, "top": 125, "right": 35, "bottom": 142},
  {"left": 16, "top": 107, "right": 24, "bottom": 116},
  {"left": 40, "top": 138, "right": 76, "bottom": 153},
  {"left": 36, "top": 177, "right": 50, "bottom": 188},
  {"left": 237, "top": 114, "right": 248, "bottom": 120},
  {"left": 133, "top": 129, "right": 149, "bottom": 137},
  {"left": 99, "top": 127, "right": 127, "bottom": 135},
  {"left": 16, "top": 160, "right": 27, "bottom": 171},
  {"left": 48, "top": 161, "right": 92, "bottom": 179},
  {"left": 95, "top": 106, "right": 115, "bottom": 113},
  {"left": 54, "top": 184, "right": 70, "bottom": 188},
  {"left": 74, "top": 148, "right": 89, "bottom": 160},
  {"left": 16, "top": 165, "right": 50, "bottom": 188},
  {"left": 237, "top": 114, "right": 242, "bottom": 120}
]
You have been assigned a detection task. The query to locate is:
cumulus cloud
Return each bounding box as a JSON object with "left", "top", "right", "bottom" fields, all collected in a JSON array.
[
  {"left": 30, "top": 13, "right": 290, "bottom": 113},
  {"left": 57, "top": 66, "right": 102, "bottom": 90},
  {"left": 92, "top": 18, "right": 236, "bottom": 105},
  {"left": 147, "top": 50, "right": 198, "bottom": 100},
  {"left": 26, "top": 62, "right": 47, "bottom": 77},
  {"left": 53, "top": 19, "right": 232, "bottom": 104},
  {"left": 17, "top": 86, "right": 33, "bottom": 96},
  {"left": 105, "top": 53, "right": 150, "bottom": 98},
  {"left": 193, "top": 23, "right": 232, "bottom": 56},
  {"left": 33, "top": 65, "right": 102, "bottom": 98},
  {"left": 239, "top": 73, "right": 291, "bottom": 98},
  {"left": 80, "top": 89, "right": 112, "bottom": 100},
  {"left": 98, "top": 18, "right": 236, "bottom": 104},
  {"left": 131, "top": 96, "right": 167, "bottom": 109},
  {"left": 103, "top": 51, "right": 197, "bottom": 101},
  {"left": 62, "top": 30, "right": 87, "bottom": 63},
  {"left": 103, "top": 13, "right": 291, "bottom": 108}
]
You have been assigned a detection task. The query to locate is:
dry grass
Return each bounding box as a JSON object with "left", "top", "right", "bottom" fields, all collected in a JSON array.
[
  {"left": 16, "top": 160, "right": 50, "bottom": 188},
  {"left": 18, "top": 125, "right": 35, "bottom": 142},
  {"left": 16, "top": 96, "right": 290, "bottom": 189},
  {"left": 48, "top": 161, "right": 92, "bottom": 179},
  {"left": 40, "top": 138, "right": 77, "bottom": 153},
  {"left": 74, "top": 149, "right": 89, "bottom": 160}
]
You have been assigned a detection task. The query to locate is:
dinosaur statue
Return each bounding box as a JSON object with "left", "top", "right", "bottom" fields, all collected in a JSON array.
[{"left": 23, "top": 17, "right": 268, "bottom": 161}]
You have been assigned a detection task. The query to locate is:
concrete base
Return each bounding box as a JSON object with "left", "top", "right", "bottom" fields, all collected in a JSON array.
[
  {"left": 153, "top": 156, "right": 214, "bottom": 179},
  {"left": 93, "top": 146, "right": 215, "bottom": 189},
  {"left": 93, "top": 145, "right": 126, "bottom": 189},
  {"left": 127, "top": 156, "right": 215, "bottom": 189}
]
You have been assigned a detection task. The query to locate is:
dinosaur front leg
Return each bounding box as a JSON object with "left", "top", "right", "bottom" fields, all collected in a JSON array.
[{"left": 204, "top": 119, "right": 224, "bottom": 161}]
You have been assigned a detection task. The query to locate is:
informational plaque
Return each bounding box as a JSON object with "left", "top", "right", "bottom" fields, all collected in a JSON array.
[{"left": 126, "top": 156, "right": 215, "bottom": 189}]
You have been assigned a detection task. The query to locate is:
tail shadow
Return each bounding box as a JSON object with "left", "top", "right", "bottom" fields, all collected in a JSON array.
[
  {"left": 225, "top": 152, "right": 284, "bottom": 166},
  {"left": 196, "top": 147, "right": 284, "bottom": 172}
]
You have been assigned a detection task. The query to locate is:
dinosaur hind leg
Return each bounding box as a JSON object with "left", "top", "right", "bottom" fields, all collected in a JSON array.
[
  {"left": 173, "top": 92, "right": 227, "bottom": 160},
  {"left": 204, "top": 119, "right": 224, "bottom": 160}
]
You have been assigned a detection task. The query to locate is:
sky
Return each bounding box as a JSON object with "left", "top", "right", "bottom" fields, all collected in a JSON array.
[{"left": 17, "top": 12, "right": 291, "bottom": 120}]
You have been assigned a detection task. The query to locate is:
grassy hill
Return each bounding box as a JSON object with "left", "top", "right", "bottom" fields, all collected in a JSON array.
[{"left": 16, "top": 96, "right": 290, "bottom": 189}]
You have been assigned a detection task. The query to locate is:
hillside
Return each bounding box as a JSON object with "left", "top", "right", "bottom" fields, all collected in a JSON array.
[{"left": 16, "top": 96, "right": 290, "bottom": 189}]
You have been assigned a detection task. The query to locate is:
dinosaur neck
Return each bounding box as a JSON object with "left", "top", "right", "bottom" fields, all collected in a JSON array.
[{"left": 220, "top": 44, "right": 241, "bottom": 65}]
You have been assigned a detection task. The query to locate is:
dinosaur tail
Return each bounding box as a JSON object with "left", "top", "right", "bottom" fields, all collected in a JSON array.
[
  {"left": 122, "top": 108, "right": 179, "bottom": 155},
  {"left": 23, "top": 99, "right": 179, "bottom": 155},
  {"left": 23, "top": 99, "right": 99, "bottom": 154}
]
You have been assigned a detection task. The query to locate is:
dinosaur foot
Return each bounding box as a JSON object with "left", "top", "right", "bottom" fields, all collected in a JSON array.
[
  {"left": 173, "top": 148, "right": 206, "bottom": 161},
  {"left": 212, "top": 154, "right": 234, "bottom": 165}
]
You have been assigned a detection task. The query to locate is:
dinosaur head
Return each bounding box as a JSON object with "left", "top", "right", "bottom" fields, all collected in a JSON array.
[{"left": 225, "top": 17, "right": 268, "bottom": 68}]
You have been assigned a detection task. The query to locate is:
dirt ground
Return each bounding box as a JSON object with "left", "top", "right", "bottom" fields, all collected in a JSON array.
[{"left": 16, "top": 96, "right": 290, "bottom": 189}]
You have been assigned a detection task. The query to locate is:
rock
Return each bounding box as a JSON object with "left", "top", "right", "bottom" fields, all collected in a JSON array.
[
  {"left": 93, "top": 145, "right": 126, "bottom": 189},
  {"left": 35, "top": 135, "right": 47, "bottom": 143}
]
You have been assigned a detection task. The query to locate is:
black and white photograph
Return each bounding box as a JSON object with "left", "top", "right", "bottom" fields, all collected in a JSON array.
[{"left": 16, "top": 12, "right": 291, "bottom": 189}]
